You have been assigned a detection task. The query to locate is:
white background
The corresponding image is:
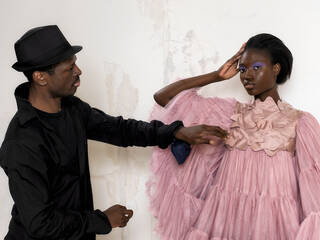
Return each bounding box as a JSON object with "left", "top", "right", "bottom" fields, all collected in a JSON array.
[{"left": 1, "top": 0, "right": 320, "bottom": 239}]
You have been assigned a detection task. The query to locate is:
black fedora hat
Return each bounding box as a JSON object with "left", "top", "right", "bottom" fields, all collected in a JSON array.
[{"left": 12, "top": 25, "right": 82, "bottom": 72}]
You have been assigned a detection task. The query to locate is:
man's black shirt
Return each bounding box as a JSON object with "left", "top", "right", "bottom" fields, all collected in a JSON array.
[
  {"left": 0, "top": 82, "right": 183, "bottom": 240},
  {"left": 35, "top": 108, "right": 79, "bottom": 175}
]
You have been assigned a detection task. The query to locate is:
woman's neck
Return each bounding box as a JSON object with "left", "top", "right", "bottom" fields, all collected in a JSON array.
[{"left": 254, "top": 85, "right": 280, "bottom": 103}]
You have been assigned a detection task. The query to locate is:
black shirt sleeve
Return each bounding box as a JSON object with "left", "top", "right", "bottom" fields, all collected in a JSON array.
[
  {"left": 0, "top": 141, "right": 111, "bottom": 238},
  {"left": 82, "top": 104, "right": 183, "bottom": 149}
]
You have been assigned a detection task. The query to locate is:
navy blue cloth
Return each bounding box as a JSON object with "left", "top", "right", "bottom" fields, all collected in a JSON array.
[{"left": 171, "top": 138, "right": 191, "bottom": 165}]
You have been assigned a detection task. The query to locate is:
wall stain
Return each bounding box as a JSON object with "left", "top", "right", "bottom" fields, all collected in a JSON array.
[{"left": 137, "top": 0, "right": 220, "bottom": 84}]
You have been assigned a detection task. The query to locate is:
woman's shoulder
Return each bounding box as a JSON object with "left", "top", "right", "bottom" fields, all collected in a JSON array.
[{"left": 297, "top": 111, "right": 320, "bottom": 130}]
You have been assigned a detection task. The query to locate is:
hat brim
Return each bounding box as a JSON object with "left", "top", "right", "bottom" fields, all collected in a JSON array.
[{"left": 12, "top": 45, "right": 82, "bottom": 72}]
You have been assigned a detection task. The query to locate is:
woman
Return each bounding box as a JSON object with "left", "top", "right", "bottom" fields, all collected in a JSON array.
[{"left": 147, "top": 34, "right": 320, "bottom": 239}]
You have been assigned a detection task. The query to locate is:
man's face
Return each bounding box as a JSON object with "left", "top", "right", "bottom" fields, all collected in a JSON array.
[{"left": 46, "top": 55, "right": 82, "bottom": 98}]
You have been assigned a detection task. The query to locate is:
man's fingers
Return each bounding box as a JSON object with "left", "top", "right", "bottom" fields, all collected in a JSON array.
[
  {"left": 194, "top": 138, "right": 211, "bottom": 145},
  {"left": 215, "top": 126, "right": 228, "bottom": 136},
  {"left": 203, "top": 125, "right": 228, "bottom": 137},
  {"left": 202, "top": 127, "right": 227, "bottom": 137},
  {"left": 119, "top": 209, "right": 133, "bottom": 228},
  {"left": 114, "top": 204, "right": 126, "bottom": 209},
  {"left": 201, "top": 131, "right": 227, "bottom": 140},
  {"left": 124, "top": 209, "right": 134, "bottom": 219},
  {"left": 119, "top": 222, "right": 127, "bottom": 228}
]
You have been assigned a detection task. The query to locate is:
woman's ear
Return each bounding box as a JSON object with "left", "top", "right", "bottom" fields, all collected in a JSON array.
[{"left": 273, "top": 63, "right": 281, "bottom": 78}]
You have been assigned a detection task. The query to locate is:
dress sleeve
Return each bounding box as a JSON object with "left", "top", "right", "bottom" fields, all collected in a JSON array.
[
  {"left": 150, "top": 88, "right": 236, "bottom": 127},
  {"left": 147, "top": 88, "right": 237, "bottom": 240},
  {"left": 0, "top": 141, "right": 111, "bottom": 238},
  {"left": 295, "top": 112, "right": 320, "bottom": 239}
]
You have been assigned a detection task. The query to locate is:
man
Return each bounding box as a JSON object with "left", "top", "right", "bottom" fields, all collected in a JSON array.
[{"left": 0, "top": 25, "right": 228, "bottom": 239}]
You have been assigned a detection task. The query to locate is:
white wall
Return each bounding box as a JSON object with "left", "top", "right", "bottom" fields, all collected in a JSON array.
[{"left": 1, "top": 0, "right": 320, "bottom": 239}]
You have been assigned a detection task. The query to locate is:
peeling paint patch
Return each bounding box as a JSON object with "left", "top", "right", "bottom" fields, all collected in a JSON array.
[
  {"left": 116, "top": 73, "right": 139, "bottom": 117},
  {"left": 136, "top": 0, "right": 168, "bottom": 32},
  {"left": 163, "top": 30, "right": 220, "bottom": 81},
  {"left": 103, "top": 62, "right": 139, "bottom": 117}
]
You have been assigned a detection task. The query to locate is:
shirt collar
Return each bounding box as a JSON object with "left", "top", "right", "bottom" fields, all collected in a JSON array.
[
  {"left": 14, "top": 82, "right": 39, "bottom": 126},
  {"left": 14, "top": 82, "right": 74, "bottom": 129},
  {"left": 250, "top": 96, "right": 290, "bottom": 112}
]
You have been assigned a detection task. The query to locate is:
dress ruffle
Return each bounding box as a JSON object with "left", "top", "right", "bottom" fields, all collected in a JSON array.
[
  {"left": 147, "top": 90, "right": 320, "bottom": 239},
  {"left": 184, "top": 148, "right": 301, "bottom": 240},
  {"left": 294, "top": 112, "right": 320, "bottom": 240},
  {"left": 296, "top": 212, "right": 320, "bottom": 239},
  {"left": 225, "top": 96, "right": 302, "bottom": 156},
  {"left": 187, "top": 185, "right": 300, "bottom": 240},
  {"left": 147, "top": 89, "right": 236, "bottom": 239},
  {"left": 149, "top": 88, "right": 236, "bottom": 128}
]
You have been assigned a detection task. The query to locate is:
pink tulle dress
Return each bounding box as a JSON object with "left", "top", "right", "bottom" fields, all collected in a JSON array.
[{"left": 146, "top": 88, "right": 320, "bottom": 240}]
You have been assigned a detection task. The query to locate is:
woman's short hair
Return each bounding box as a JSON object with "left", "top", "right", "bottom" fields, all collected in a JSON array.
[{"left": 245, "top": 33, "right": 293, "bottom": 84}]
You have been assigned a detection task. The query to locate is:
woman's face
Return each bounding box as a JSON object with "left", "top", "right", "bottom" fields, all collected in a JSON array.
[{"left": 239, "top": 48, "right": 280, "bottom": 97}]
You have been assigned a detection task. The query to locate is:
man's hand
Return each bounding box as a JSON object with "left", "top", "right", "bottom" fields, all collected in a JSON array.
[
  {"left": 174, "top": 125, "right": 228, "bottom": 145},
  {"left": 103, "top": 204, "right": 134, "bottom": 228}
]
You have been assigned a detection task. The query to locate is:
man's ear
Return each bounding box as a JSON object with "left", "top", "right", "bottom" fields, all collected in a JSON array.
[
  {"left": 32, "top": 71, "right": 48, "bottom": 86},
  {"left": 273, "top": 63, "right": 281, "bottom": 78}
]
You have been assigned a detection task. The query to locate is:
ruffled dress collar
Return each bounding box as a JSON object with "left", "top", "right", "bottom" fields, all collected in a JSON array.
[{"left": 225, "top": 96, "right": 302, "bottom": 156}]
